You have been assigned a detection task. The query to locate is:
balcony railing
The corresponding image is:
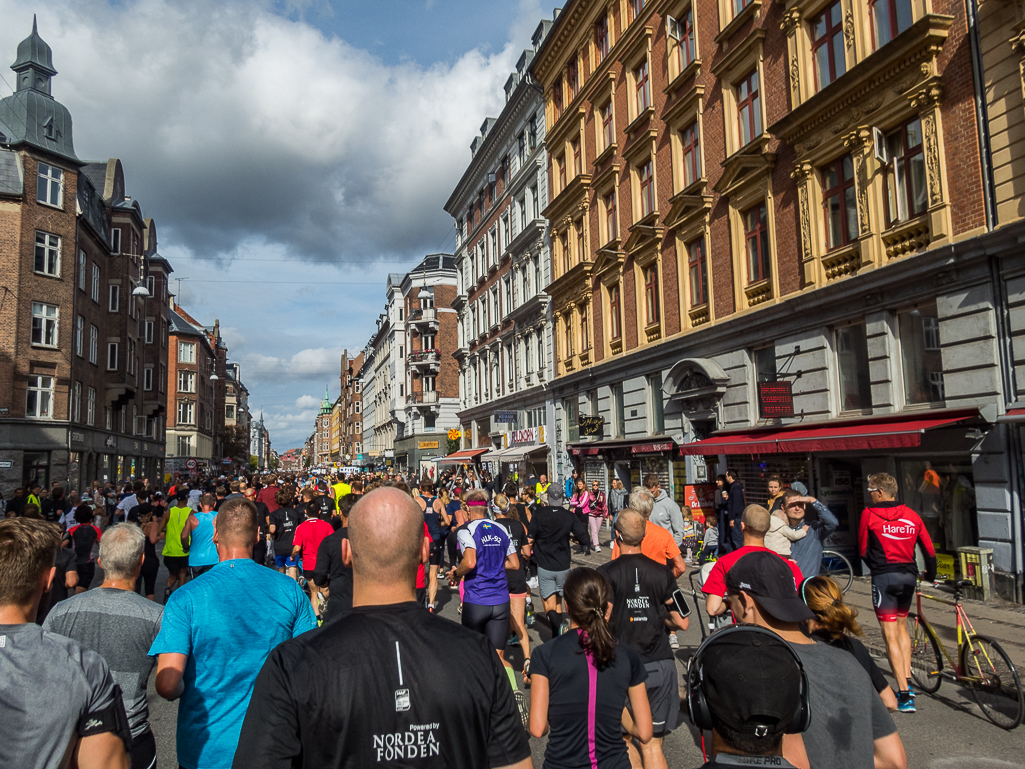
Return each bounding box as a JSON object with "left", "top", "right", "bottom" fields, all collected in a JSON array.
[
  {"left": 409, "top": 308, "right": 438, "bottom": 328},
  {"left": 406, "top": 390, "right": 439, "bottom": 409},
  {"left": 408, "top": 349, "right": 441, "bottom": 371}
]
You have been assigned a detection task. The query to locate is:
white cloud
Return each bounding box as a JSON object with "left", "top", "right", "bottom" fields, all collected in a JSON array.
[{"left": 294, "top": 394, "right": 319, "bottom": 408}]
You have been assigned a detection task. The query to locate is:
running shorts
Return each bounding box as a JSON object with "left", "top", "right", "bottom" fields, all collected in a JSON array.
[
  {"left": 129, "top": 730, "right": 157, "bottom": 769},
  {"left": 462, "top": 600, "right": 511, "bottom": 650},
  {"left": 163, "top": 555, "right": 189, "bottom": 577},
  {"left": 537, "top": 567, "right": 569, "bottom": 600},
  {"left": 871, "top": 571, "right": 917, "bottom": 622},
  {"left": 302, "top": 569, "right": 318, "bottom": 584},
  {"left": 274, "top": 554, "right": 299, "bottom": 569},
  {"left": 189, "top": 564, "right": 215, "bottom": 580},
  {"left": 627, "top": 659, "right": 679, "bottom": 736},
  {"left": 428, "top": 538, "right": 445, "bottom": 567}
]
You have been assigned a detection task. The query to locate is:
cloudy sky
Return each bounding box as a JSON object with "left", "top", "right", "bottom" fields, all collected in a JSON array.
[{"left": 0, "top": 0, "right": 559, "bottom": 450}]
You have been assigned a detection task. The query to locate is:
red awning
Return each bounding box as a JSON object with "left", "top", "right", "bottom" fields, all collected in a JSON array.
[
  {"left": 433, "top": 448, "right": 491, "bottom": 464},
  {"left": 998, "top": 408, "right": 1025, "bottom": 423},
  {"left": 678, "top": 410, "right": 980, "bottom": 456}
]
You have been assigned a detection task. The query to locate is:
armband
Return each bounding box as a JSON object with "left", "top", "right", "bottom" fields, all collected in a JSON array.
[{"left": 77, "top": 684, "right": 133, "bottom": 750}]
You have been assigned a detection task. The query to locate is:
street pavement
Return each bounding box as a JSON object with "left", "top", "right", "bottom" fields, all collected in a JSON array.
[{"left": 141, "top": 538, "right": 1025, "bottom": 769}]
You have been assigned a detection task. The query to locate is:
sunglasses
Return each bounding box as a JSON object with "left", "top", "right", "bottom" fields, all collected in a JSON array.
[{"left": 867, "top": 487, "right": 880, "bottom": 493}]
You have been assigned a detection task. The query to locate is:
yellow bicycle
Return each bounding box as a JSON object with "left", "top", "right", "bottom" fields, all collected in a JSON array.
[{"left": 907, "top": 579, "right": 1023, "bottom": 729}]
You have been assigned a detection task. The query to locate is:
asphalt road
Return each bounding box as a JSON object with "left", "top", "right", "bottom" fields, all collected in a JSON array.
[{"left": 140, "top": 543, "right": 1025, "bottom": 769}]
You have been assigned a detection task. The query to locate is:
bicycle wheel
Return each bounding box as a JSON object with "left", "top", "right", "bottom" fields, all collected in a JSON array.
[
  {"left": 819, "top": 550, "right": 853, "bottom": 593},
  {"left": 907, "top": 612, "right": 943, "bottom": 693},
  {"left": 960, "top": 635, "right": 1024, "bottom": 729}
]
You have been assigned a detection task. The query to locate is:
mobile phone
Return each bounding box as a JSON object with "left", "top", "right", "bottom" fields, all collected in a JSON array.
[{"left": 671, "top": 589, "right": 691, "bottom": 618}]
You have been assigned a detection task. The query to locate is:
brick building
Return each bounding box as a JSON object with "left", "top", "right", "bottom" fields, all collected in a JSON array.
[
  {"left": 165, "top": 302, "right": 218, "bottom": 473},
  {"left": 224, "top": 362, "right": 252, "bottom": 468},
  {"left": 339, "top": 349, "right": 364, "bottom": 464},
  {"left": 0, "top": 21, "right": 170, "bottom": 493},
  {"left": 527, "top": 0, "right": 1025, "bottom": 598}
]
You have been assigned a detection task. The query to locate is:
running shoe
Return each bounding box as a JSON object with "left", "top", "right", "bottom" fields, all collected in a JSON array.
[
  {"left": 907, "top": 685, "right": 915, "bottom": 699},
  {"left": 594, "top": 545, "right": 602, "bottom": 553},
  {"left": 669, "top": 632, "right": 680, "bottom": 650},
  {"left": 507, "top": 633, "right": 519, "bottom": 647},
  {"left": 514, "top": 689, "right": 530, "bottom": 729},
  {"left": 428, "top": 604, "right": 435, "bottom": 613},
  {"left": 896, "top": 692, "right": 916, "bottom": 713}
]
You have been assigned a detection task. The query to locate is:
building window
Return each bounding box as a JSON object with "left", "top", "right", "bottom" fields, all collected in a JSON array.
[
  {"left": 109, "top": 284, "right": 120, "bottom": 313},
  {"left": 609, "top": 283, "right": 622, "bottom": 340},
  {"left": 111, "top": 228, "right": 121, "bottom": 255},
  {"left": 639, "top": 160, "right": 655, "bottom": 218},
  {"left": 884, "top": 117, "right": 927, "bottom": 227},
  {"left": 899, "top": 306, "right": 944, "bottom": 404},
  {"left": 34, "top": 231, "right": 60, "bottom": 277},
  {"left": 565, "top": 315, "right": 575, "bottom": 356},
  {"left": 26, "top": 375, "right": 54, "bottom": 418},
  {"left": 144, "top": 366, "right": 153, "bottom": 391},
  {"left": 36, "top": 163, "right": 63, "bottom": 208},
  {"left": 644, "top": 264, "right": 660, "bottom": 325},
  {"left": 634, "top": 60, "right": 650, "bottom": 114},
  {"left": 565, "top": 398, "right": 579, "bottom": 442},
  {"left": 604, "top": 191, "right": 618, "bottom": 242},
  {"left": 86, "top": 387, "right": 95, "bottom": 426},
  {"left": 753, "top": 345, "right": 776, "bottom": 383},
  {"left": 595, "top": 15, "right": 609, "bottom": 61},
  {"left": 822, "top": 155, "right": 858, "bottom": 250},
  {"left": 557, "top": 154, "right": 566, "bottom": 190},
  {"left": 72, "top": 381, "right": 81, "bottom": 423},
  {"left": 647, "top": 373, "right": 665, "bottom": 433},
  {"left": 681, "top": 121, "right": 701, "bottom": 188},
  {"left": 743, "top": 203, "right": 771, "bottom": 284},
  {"left": 75, "top": 315, "right": 84, "bottom": 357},
  {"left": 836, "top": 323, "right": 872, "bottom": 411},
  {"left": 528, "top": 115, "right": 538, "bottom": 150},
  {"left": 812, "top": 2, "right": 846, "bottom": 90},
  {"left": 89, "top": 325, "right": 98, "bottom": 364},
  {"left": 572, "top": 138, "right": 581, "bottom": 176},
  {"left": 144, "top": 319, "right": 154, "bottom": 344},
  {"left": 31, "top": 302, "right": 58, "bottom": 347},
  {"left": 601, "top": 101, "right": 614, "bottom": 150},
  {"left": 107, "top": 342, "right": 119, "bottom": 371},
  {"left": 91, "top": 264, "right": 100, "bottom": 302},
  {"left": 675, "top": 8, "right": 696, "bottom": 70},
  {"left": 226, "top": 404, "right": 235, "bottom": 419},
  {"left": 567, "top": 58, "right": 579, "bottom": 99},
  {"left": 613, "top": 383, "right": 626, "bottom": 436},
  {"left": 737, "top": 70, "right": 761, "bottom": 147},
  {"left": 872, "top": 0, "right": 913, "bottom": 49},
  {"left": 177, "top": 400, "right": 195, "bottom": 425},
  {"left": 178, "top": 435, "right": 192, "bottom": 456},
  {"left": 77, "top": 251, "right": 86, "bottom": 291},
  {"left": 631, "top": 0, "right": 647, "bottom": 21},
  {"left": 580, "top": 304, "right": 589, "bottom": 351},
  {"left": 553, "top": 78, "right": 563, "bottom": 121},
  {"left": 178, "top": 341, "right": 196, "bottom": 364},
  {"left": 688, "top": 237, "right": 709, "bottom": 306}
]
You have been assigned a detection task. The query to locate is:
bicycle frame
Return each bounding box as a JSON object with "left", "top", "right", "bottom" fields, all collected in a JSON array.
[{"left": 916, "top": 588, "right": 991, "bottom": 680}]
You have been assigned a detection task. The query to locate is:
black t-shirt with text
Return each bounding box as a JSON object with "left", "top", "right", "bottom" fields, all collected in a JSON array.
[
  {"left": 269, "top": 506, "right": 301, "bottom": 555},
  {"left": 232, "top": 602, "right": 531, "bottom": 769},
  {"left": 598, "top": 553, "right": 677, "bottom": 664}
]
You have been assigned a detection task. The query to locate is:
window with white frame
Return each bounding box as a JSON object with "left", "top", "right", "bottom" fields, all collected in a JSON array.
[
  {"left": 177, "top": 435, "right": 192, "bottom": 456},
  {"left": 177, "top": 400, "right": 195, "bottom": 425},
  {"left": 86, "top": 387, "right": 96, "bottom": 426},
  {"left": 91, "top": 264, "right": 100, "bottom": 302},
  {"left": 89, "top": 325, "right": 98, "bottom": 364},
  {"left": 178, "top": 341, "right": 196, "bottom": 364},
  {"left": 111, "top": 228, "right": 122, "bottom": 254},
  {"left": 31, "top": 302, "right": 58, "bottom": 347},
  {"left": 145, "top": 319, "right": 154, "bottom": 344},
  {"left": 107, "top": 342, "right": 119, "bottom": 371},
  {"left": 144, "top": 365, "right": 153, "bottom": 391},
  {"left": 26, "top": 374, "right": 54, "bottom": 418},
  {"left": 77, "top": 251, "right": 86, "bottom": 290},
  {"left": 76, "top": 315, "right": 84, "bottom": 357},
  {"left": 36, "top": 163, "right": 63, "bottom": 208},
  {"left": 109, "top": 284, "right": 120, "bottom": 313},
  {"left": 73, "top": 381, "right": 81, "bottom": 422},
  {"left": 34, "top": 232, "right": 60, "bottom": 277}
]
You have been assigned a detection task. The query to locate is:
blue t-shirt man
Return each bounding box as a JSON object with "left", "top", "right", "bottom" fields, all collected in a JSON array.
[
  {"left": 149, "top": 558, "right": 316, "bottom": 769},
  {"left": 457, "top": 518, "right": 515, "bottom": 605},
  {"left": 188, "top": 510, "right": 218, "bottom": 567}
]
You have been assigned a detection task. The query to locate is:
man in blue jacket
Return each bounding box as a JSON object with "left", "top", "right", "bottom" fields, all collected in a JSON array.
[
  {"left": 563, "top": 469, "right": 578, "bottom": 502},
  {"left": 780, "top": 484, "right": 840, "bottom": 580},
  {"left": 720, "top": 470, "right": 746, "bottom": 554}
]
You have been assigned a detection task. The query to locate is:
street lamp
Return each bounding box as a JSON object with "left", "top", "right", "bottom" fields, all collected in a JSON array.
[{"left": 209, "top": 374, "right": 219, "bottom": 381}]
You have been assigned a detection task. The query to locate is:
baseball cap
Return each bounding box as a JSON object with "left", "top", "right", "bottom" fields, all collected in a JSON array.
[
  {"left": 725, "top": 551, "right": 815, "bottom": 623},
  {"left": 546, "top": 484, "right": 564, "bottom": 504},
  {"left": 699, "top": 628, "right": 805, "bottom": 736}
]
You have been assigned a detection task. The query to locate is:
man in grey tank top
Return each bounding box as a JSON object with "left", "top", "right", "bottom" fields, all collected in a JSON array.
[{"left": 44, "top": 523, "right": 163, "bottom": 769}]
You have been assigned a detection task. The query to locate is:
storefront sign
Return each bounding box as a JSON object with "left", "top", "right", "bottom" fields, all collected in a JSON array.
[
  {"left": 0, "top": 460, "right": 13, "bottom": 469},
  {"left": 632, "top": 442, "right": 673, "bottom": 454},
  {"left": 105, "top": 435, "right": 117, "bottom": 449},
  {"left": 511, "top": 427, "right": 538, "bottom": 444},
  {"left": 758, "top": 382, "right": 795, "bottom": 418},
  {"left": 70, "top": 431, "right": 85, "bottom": 444},
  {"left": 579, "top": 416, "right": 605, "bottom": 436},
  {"left": 418, "top": 440, "right": 439, "bottom": 450},
  {"left": 494, "top": 411, "right": 517, "bottom": 423},
  {"left": 684, "top": 484, "right": 716, "bottom": 521}
]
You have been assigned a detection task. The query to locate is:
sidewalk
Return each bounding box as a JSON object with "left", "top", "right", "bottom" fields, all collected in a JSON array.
[{"left": 843, "top": 578, "right": 1025, "bottom": 669}]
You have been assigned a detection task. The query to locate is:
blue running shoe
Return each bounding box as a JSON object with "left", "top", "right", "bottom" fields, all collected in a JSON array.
[
  {"left": 907, "top": 684, "right": 916, "bottom": 699},
  {"left": 897, "top": 692, "right": 916, "bottom": 713}
]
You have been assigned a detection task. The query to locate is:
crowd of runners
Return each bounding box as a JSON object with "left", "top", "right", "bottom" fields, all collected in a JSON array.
[{"left": 0, "top": 464, "right": 940, "bottom": 768}]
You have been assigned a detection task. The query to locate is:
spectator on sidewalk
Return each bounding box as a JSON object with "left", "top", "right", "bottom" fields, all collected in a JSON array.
[
  {"left": 0, "top": 517, "right": 131, "bottom": 769},
  {"left": 44, "top": 523, "right": 164, "bottom": 769},
  {"left": 721, "top": 470, "right": 746, "bottom": 554},
  {"left": 780, "top": 485, "right": 840, "bottom": 581},
  {"left": 726, "top": 551, "right": 906, "bottom": 769},
  {"left": 644, "top": 474, "right": 686, "bottom": 547},
  {"left": 150, "top": 497, "right": 316, "bottom": 769}
]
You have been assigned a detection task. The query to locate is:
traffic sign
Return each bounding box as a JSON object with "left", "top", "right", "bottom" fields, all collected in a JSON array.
[{"left": 186, "top": 459, "right": 198, "bottom": 470}]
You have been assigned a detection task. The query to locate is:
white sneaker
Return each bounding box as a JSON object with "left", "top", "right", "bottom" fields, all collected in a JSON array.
[
  {"left": 669, "top": 633, "right": 679, "bottom": 650},
  {"left": 527, "top": 576, "right": 539, "bottom": 590},
  {"left": 594, "top": 545, "right": 602, "bottom": 553}
]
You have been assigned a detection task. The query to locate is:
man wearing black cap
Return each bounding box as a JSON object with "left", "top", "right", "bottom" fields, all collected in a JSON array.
[
  {"left": 688, "top": 626, "right": 807, "bottom": 768},
  {"left": 725, "top": 552, "right": 906, "bottom": 769}
]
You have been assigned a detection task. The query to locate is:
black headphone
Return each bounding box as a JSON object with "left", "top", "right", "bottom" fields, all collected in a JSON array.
[{"left": 685, "top": 625, "right": 812, "bottom": 735}]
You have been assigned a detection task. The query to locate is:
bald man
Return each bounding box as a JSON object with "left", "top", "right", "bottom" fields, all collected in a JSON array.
[{"left": 232, "top": 488, "right": 533, "bottom": 769}]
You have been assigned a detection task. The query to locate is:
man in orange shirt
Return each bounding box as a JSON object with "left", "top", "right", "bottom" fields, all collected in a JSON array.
[{"left": 611, "top": 488, "right": 685, "bottom": 577}]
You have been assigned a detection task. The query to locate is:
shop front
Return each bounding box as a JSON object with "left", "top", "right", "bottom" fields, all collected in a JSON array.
[
  {"left": 433, "top": 447, "right": 491, "bottom": 477},
  {"left": 489, "top": 426, "right": 550, "bottom": 487},
  {"left": 568, "top": 437, "right": 681, "bottom": 501},
  {"left": 679, "top": 409, "right": 986, "bottom": 579},
  {"left": 393, "top": 435, "right": 445, "bottom": 478}
]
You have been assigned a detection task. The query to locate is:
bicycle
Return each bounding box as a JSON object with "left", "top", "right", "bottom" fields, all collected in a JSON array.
[
  {"left": 819, "top": 549, "right": 853, "bottom": 593},
  {"left": 907, "top": 579, "right": 1024, "bottom": 729}
]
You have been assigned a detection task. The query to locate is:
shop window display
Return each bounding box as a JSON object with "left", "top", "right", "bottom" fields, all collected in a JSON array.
[{"left": 898, "top": 459, "right": 977, "bottom": 554}]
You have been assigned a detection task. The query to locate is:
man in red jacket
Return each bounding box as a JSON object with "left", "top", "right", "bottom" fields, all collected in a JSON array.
[{"left": 859, "top": 472, "right": 936, "bottom": 714}]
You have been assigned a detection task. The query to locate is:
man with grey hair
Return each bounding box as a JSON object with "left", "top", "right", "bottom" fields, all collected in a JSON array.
[
  {"left": 44, "top": 523, "right": 163, "bottom": 769},
  {"left": 612, "top": 490, "right": 686, "bottom": 578}
]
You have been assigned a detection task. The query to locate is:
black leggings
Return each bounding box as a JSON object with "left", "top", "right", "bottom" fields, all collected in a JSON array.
[
  {"left": 462, "top": 600, "right": 511, "bottom": 650},
  {"left": 447, "top": 531, "right": 460, "bottom": 569},
  {"left": 136, "top": 555, "right": 160, "bottom": 596},
  {"left": 78, "top": 562, "right": 96, "bottom": 591}
]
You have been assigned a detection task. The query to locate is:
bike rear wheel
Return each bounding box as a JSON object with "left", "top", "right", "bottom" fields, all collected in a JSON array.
[
  {"left": 960, "top": 635, "right": 1024, "bottom": 729},
  {"left": 907, "top": 612, "right": 943, "bottom": 693},
  {"left": 819, "top": 549, "right": 853, "bottom": 593}
]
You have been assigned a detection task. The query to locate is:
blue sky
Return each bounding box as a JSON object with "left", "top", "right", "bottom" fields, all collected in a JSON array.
[{"left": 0, "top": 0, "right": 560, "bottom": 450}]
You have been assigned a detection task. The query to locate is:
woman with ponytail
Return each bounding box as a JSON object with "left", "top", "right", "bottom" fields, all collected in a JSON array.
[
  {"left": 529, "top": 567, "right": 653, "bottom": 767},
  {"left": 801, "top": 576, "right": 899, "bottom": 711}
]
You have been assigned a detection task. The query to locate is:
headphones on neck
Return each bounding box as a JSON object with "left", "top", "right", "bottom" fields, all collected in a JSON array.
[{"left": 685, "top": 624, "right": 812, "bottom": 735}]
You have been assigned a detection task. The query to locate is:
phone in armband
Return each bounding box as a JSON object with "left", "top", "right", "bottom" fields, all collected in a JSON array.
[{"left": 671, "top": 588, "right": 691, "bottom": 618}]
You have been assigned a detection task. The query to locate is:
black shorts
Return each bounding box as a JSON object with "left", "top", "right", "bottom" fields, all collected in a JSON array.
[
  {"left": 164, "top": 555, "right": 190, "bottom": 577},
  {"left": 78, "top": 561, "right": 96, "bottom": 590},
  {"left": 462, "top": 601, "right": 511, "bottom": 650},
  {"left": 872, "top": 571, "right": 917, "bottom": 622},
  {"left": 302, "top": 569, "right": 318, "bottom": 585},
  {"left": 130, "top": 730, "right": 156, "bottom": 769},
  {"left": 137, "top": 555, "right": 160, "bottom": 596},
  {"left": 428, "top": 538, "right": 445, "bottom": 566}
]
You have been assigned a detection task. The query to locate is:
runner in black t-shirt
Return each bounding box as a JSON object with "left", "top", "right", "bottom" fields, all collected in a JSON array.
[
  {"left": 268, "top": 487, "right": 301, "bottom": 580},
  {"left": 36, "top": 546, "right": 79, "bottom": 624},
  {"left": 232, "top": 487, "right": 532, "bottom": 769},
  {"left": 525, "top": 484, "right": 588, "bottom": 637},
  {"left": 598, "top": 510, "right": 688, "bottom": 767}
]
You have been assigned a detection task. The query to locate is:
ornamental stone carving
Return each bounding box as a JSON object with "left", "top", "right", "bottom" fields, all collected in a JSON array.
[
  {"left": 780, "top": 9, "right": 801, "bottom": 33},
  {"left": 844, "top": 11, "right": 855, "bottom": 48},
  {"left": 921, "top": 111, "right": 943, "bottom": 206}
]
